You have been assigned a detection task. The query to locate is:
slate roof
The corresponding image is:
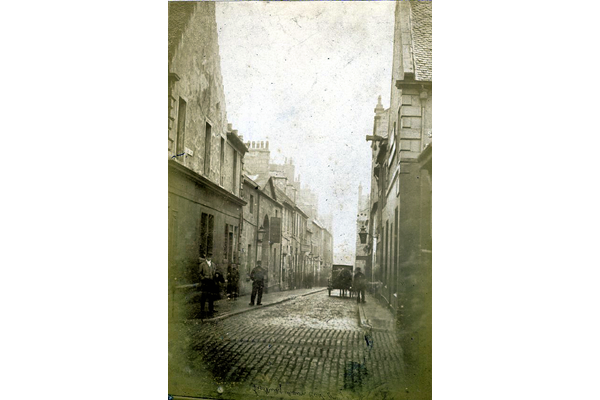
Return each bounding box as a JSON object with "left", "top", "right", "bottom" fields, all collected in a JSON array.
[
  {"left": 273, "top": 186, "right": 295, "bottom": 207},
  {"left": 244, "top": 174, "right": 259, "bottom": 188},
  {"left": 410, "top": 1, "right": 432, "bottom": 81},
  {"left": 252, "top": 173, "right": 270, "bottom": 189}
]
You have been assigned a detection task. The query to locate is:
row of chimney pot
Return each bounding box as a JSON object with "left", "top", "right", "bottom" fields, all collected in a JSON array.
[{"left": 245, "top": 141, "right": 269, "bottom": 149}]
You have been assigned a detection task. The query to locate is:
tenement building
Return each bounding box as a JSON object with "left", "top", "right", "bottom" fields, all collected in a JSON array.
[
  {"left": 240, "top": 172, "right": 283, "bottom": 294},
  {"left": 365, "top": 1, "right": 432, "bottom": 398},
  {"left": 244, "top": 140, "right": 334, "bottom": 291},
  {"left": 168, "top": 2, "right": 247, "bottom": 318}
]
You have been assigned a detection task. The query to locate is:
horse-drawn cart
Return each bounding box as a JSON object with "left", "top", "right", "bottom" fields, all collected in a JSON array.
[{"left": 327, "top": 264, "right": 354, "bottom": 297}]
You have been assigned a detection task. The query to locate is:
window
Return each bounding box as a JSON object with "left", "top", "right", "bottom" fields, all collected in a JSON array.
[
  {"left": 232, "top": 151, "right": 238, "bottom": 194},
  {"left": 249, "top": 195, "right": 254, "bottom": 214},
  {"left": 394, "top": 207, "right": 399, "bottom": 294},
  {"left": 234, "top": 226, "right": 238, "bottom": 262},
  {"left": 247, "top": 244, "right": 252, "bottom": 269},
  {"left": 199, "top": 213, "right": 214, "bottom": 257},
  {"left": 176, "top": 98, "right": 187, "bottom": 156},
  {"left": 220, "top": 138, "right": 225, "bottom": 185},
  {"left": 225, "top": 224, "right": 234, "bottom": 262},
  {"left": 204, "top": 123, "right": 212, "bottom": 175},
  {"left": 384, "top": 221, "right": 389, "bottom": 287},
  {"left": 382, "top": 163, "right": 388, "bottom": 206}
]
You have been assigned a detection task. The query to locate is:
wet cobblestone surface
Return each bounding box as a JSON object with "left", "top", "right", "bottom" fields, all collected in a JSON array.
[
  {"left": 169, "top": 291, "right": 405, "bottom": 400},
  {"left": 227, "top": 291, "right": 362, "bottom": 331}
]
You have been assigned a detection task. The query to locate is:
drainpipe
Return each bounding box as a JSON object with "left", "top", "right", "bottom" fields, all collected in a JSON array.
[
  {"left": 256, "top": 191, "right": 260, "bottom": 269},
  {"left": 280, "top": 229, "right": 284, "bottom": 290},
  {"left": 419, "top": 86, "right": 428, "bottom": 151}
]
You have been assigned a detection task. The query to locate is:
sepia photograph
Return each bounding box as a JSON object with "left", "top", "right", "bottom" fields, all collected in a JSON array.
[{"left": 168, "top": 1, "right": 432, "bottom": 399}]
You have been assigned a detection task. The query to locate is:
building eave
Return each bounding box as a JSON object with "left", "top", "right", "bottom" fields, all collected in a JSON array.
[
  {"left": 243, "top": 174, "right": 259, "bottom": 189},
  {"left": 227, "top": 131, "right": 248, "bottom": 155},
  {"left": 295, "top": 206, "right": 309, "bottom": 219},
  {"left": 168, "top": 159, "right": 247, "bottom": 206},
  {"left": 395, "top": 79, "right": 432, "bottom": 90}
]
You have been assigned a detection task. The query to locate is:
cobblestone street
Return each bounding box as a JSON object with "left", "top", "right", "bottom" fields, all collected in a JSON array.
[
  {"left": 166, "top": 2, "right": 434, "bottom": 398},
  {"left": 169, "top": 290, "right": 405, "bottom": 400}
]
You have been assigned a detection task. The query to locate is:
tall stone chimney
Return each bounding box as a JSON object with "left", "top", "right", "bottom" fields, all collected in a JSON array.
[{"left": 244, "top": 138, "right": 271, "bottom": 175}]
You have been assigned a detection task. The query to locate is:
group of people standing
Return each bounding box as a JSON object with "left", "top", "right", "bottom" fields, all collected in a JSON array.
[
  {"left": 193, "top": 252, "right": 267, "bottom": 316},
  {"left": 191, "top": 254, "right": 367, "bottom": 317}
]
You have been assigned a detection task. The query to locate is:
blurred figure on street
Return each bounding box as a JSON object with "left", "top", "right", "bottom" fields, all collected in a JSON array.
[
  {"left": 339, "top": 268, "right": 352, "bottom": 294},
  {"left": 354, "top": 267, "right": 366, "bottom": 304},
  {"left": 227, "top": 264, "right": 240, "bottom": 300},
  {"left": 305, "top": 274, "right": 313, "bottom": 289},
  {"left": 249, "top": 262, "right": 266, "bottom": 306}
]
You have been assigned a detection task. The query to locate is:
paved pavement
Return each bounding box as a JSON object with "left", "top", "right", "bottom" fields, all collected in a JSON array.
[
  {"left": 201, "top": 287, "right": 326, "bottom": 322},
  {"left": 358, "top": 292, "right": 397, "bottom": 332},
  {"left": 169, "top": 288, "right": 405, "bottom": 400}
]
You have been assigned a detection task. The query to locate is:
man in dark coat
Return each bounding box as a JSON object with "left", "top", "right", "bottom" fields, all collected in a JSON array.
[
  {"left": 198, "top": 252, "right": 217, "bottom": 315},
  {"left": 249, "top": 263, "right": 266, "bottom": 306},
  {"left": 354, "top": 267, "right": 366, "bottom": 304}
]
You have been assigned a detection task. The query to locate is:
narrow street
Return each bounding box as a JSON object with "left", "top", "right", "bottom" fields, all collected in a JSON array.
[
  {"left": 169, "top": 290, "right": 404, "bottom": 400},
  {"left": 168, "top": 2, "right": 432, "bottom": 398}
]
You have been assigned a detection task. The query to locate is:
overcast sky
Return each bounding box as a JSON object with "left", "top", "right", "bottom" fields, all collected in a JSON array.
[{"left": 215, "top": 1, "right": 395, "bottom": 264}]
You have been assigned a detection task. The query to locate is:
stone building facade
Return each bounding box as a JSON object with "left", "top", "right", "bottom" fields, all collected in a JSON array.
[
  {"left": 239, "top": 174, "right": 284, "bottom": 295},
  {"left": 365, "top": 0, "right": 432, "bottom": 310},
  {"left": 243, "top": 141, "right": 332, "bottom": 290},
  {"left": 364, "top": 1, "right": 432, "bottom": 397},
  {"left": 168, "top": 2, "right": 248, "bottom": 318},
  {"left": 240, "top": 174, "right": 283, "bottom": 293}
]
